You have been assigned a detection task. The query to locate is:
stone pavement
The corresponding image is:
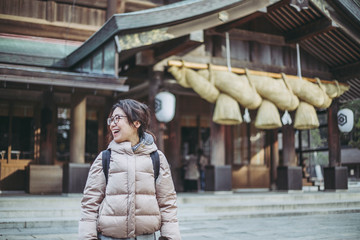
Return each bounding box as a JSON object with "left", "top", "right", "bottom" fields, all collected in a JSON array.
[
  {"left": 1, "top": 186, "right": 360, "bottom": 240},
  {"left": 180, "top": 212, "right": 360, "bottom": 240},
  {"left": 1, "top": 212, "right": 360, "bottom": 240}
]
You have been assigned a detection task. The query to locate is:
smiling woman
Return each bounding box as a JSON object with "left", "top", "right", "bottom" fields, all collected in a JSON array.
[{"left": 79, "top": 99, "right": 181, "bottom": 240}]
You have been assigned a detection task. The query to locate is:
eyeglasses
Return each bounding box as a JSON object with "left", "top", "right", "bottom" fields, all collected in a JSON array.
[{"left": 107, "top": 115, "right": 127, "bottom": 125}]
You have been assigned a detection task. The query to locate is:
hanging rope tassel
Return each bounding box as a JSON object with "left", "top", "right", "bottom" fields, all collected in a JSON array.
[
  {"left": 243, "top": 108, "right": 251, "bottom": 123},
  {"left": 281, "top": 110, "right": 292, "bottom": 125}
]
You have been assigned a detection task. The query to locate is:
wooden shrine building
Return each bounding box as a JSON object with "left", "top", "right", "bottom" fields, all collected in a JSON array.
[{"left": 0, "top": 0, "right": 360, "bottom": 193}]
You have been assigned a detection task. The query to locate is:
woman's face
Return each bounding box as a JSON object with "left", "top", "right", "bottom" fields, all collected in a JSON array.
[{"left": 109, "top": 107, "right": 140, "bottom": 145}]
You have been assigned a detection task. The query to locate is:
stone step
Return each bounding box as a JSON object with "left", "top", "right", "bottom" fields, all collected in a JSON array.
[
  {"left": 177, "top": 192, "right": 360, "bottom": 204},
  {"left": 1, "top": 199, "right": 359, "bottom": 219},
  {"left": 178, "top": 200, "right": 360, "bottom": 214},
  {"left": 178, "top": 207, "right": 360, "bottom": 221},
  {"left": 0, "top": 226, "right": 78, "bottom": 240},
  {"left": 2, "top": 206, "right": 360, "bottom": 230},
  {"left": 0, "top": 216, "right": 79, "bottom": 229},
  {"left": 0, "top": 207, "right": 80, "bottom": 218},
  {"left": 0, "top": 195, "right": 81, "bottom": 208},
  {"left": 1, "top": 191, "right": 360, "bottom": 230},
  {"left": 1, "top": 192, "right": 360, "bottom": 207},
  {"left": 1, "top": 194, "right": 360, "bottom": 218}
]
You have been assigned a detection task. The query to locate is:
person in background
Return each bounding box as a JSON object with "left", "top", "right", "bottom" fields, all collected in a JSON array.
[
  {"left": 79, "top": 99, "right": 181, "bottom": 240},
  {"left": 184, "top": 153, "right": 199, "bottom": 192},
  {"left": 197, "top": 148, "right": 208, "bottom": 191}
]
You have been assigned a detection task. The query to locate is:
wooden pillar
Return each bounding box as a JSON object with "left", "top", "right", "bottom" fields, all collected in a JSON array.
[
  {"left": 101, "top": 97, "right": 114, "bottom": 150},
  {"left": 168, "top": 95, "right": 182, "bottom": 191},
  {"left": 206, "top": 120, "right": 232, "bottom": 191},
  {"left": 225, "top": 125, "right": 233, "bottom": 165},
  {"left": 98, "top": 107, "right": 105, "bottom": 153},
  {"left": 107, "top": 0, "right": 126, "bottom": 20},
  {"left": 328, "top": 99, "right": 341, "bottom": 167},
  {"left": 204, "top": 30, "right": 231, "bottom": 191},
  {"left": 46, "top": 0, "right": 56, "bottom": 22},
  {"left": 277, "top": 124, "right": 302, "bottom": 190},
  {"left": 39, "top": 91, "right": 55, "bottom": 165},
  {"left": 33, "top": 104, "right": 41, "bottom": 164},
  {"left": 70, "top": 94, "right": 86, "bottom": 164},
  {"left": 266, "top": 129, "right": 279, "bottom": 189},
  {"left": 324, "top": 99, "right": 348, "bottom": 190},
  {"left": 148, "top": 68, "right": 163, "bottom": 150},
  {"left": 281, "top": 125, "right": 296, "bottom": 166},
  {"left": 7, "top": 103, "right": 13, "bottom": 162},
  {"left": 210, "top": 122, "right": 225, "bottom": 166}
]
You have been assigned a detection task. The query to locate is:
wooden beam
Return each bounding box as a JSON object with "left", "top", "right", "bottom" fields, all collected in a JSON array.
[
  {"left": 206, "top": 29, "right": 287, "bottom": 47},
  {"left": 55, "top": 0, "right": 108, "bottom": 9},
  {"left": 339, "top": 78, "right": 360, "bottom": 102},
  {"left": 117, "top": 81, "right": 149, "bottom": 99},
  {"left": 332, "top": 61, "right": 360, "bottom": 81},
  {"left": 56, "top": 0, "right": 159, "bottom": 11},
  {"left": 162, "top": 79, "right": 198, "bottom": 97},
  {"left": 285, "top": 18, "right": 336, "bottom": 43},
  {"left": 215, "top": 10, "right": 266, "bottom": 32},
  {"left": 154, "top": 32, "right": 204, "bottom": 61},
  {"left": 125, "top": 0, "right": 159, "bottom": 12},
  {"left": 0, "top": 88, "right": 42, "bottom": 102},
  {"left": 0, "top": 14, "right": 98, "bottom": 41}
]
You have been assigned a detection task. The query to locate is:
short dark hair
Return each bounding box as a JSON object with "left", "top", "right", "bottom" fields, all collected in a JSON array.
[{"left": 106, "top": 99, "right": 154, "bottom": 144}]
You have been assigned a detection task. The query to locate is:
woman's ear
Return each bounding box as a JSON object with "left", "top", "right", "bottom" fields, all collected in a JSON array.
[{"left": 133, "top": 121, "right": 141, "bottom": 129}]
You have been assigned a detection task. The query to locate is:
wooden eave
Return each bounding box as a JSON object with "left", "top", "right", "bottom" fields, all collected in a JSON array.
[
  {"left": 0, "top": 64, "right": 128, "bottom": 93},
  {"left": 65, "top": 0, "right": 277, "bottom": 68},
  {"left": 0, "top": 34, "right": 81, "bottom": 68}
]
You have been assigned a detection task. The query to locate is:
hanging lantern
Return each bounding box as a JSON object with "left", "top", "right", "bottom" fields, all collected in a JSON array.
[
  {"left": 337, "top": 108, "right": 354, "bottom": 133},
  {"left": 155, "top": 92, "right": 176, "bottom": 123}
]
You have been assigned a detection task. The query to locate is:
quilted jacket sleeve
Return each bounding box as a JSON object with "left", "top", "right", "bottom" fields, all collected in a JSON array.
[
  {"left": 156, "top": 151, "right": 181, "bottom": 240},
  {"left": 78, "top": 153, "right": 106, "bottom": 240}
]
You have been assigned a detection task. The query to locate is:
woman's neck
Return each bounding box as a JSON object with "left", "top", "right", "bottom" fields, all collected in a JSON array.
[{"left": 130, "top": 135, "right": 140, "bottom": 147}]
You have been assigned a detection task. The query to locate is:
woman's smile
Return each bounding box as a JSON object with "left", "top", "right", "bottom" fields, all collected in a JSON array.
[{"left": 112, "top": 128, "right": 120, "bottom": 137}]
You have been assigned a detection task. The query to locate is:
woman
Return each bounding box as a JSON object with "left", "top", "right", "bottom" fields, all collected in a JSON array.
[{"left": 79, "top": 99, "right": 181, "bottom": 240}]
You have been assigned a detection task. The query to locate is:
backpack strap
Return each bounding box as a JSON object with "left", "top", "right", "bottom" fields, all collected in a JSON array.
[
  {"left": 102, "top": 149, "right": 111, "bottom": 184},
  {"left": 150, "top": 150, "right": 160, "bottom": 181}
]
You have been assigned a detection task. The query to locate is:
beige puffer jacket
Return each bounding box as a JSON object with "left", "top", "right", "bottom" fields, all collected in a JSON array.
[{"left": 79, "top": 136, "right": 181, "bottom": 240}]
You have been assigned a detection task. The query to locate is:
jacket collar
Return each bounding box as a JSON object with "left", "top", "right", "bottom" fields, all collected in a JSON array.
[{"left": 108, "top": 132, "right": 157, "bottom": 155}]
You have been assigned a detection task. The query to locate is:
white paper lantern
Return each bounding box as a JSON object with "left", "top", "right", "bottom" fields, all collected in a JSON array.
[
  {"left": 155, "top": 92, "right": 176, "bottom": 123},
  {"left": 337, "top": 108, "right": 354, "bottom": 133}
]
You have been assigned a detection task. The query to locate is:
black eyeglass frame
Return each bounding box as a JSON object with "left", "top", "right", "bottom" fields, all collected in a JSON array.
[{"left": 107, "top": 115, "right": 127, "bottom": 125}]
